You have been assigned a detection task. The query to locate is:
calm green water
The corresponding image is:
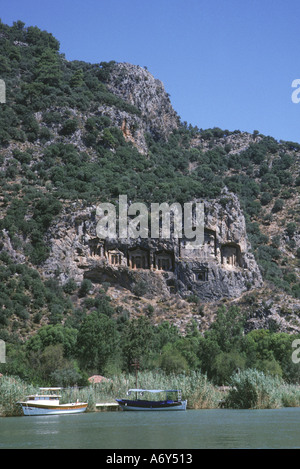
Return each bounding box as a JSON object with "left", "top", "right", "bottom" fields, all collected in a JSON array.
[{"left": 0, "top": 408, "right": 299, "bottom": 449}]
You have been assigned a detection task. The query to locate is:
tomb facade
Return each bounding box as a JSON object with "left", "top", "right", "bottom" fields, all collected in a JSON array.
[
  {"left": 221, "top": 244, "right": 241, "bottom": 267},
  {"left": 154, "top": 250, "right": 174, "bottom": 271},
  {"left": 88, "top": 238, "right": 104, "bottom": 257},
  {"left": 128, "top": 247, "right": 150, "bottom": 270},
  {"left": 108, "top": 249, "right": 124, "bottom": 266}
]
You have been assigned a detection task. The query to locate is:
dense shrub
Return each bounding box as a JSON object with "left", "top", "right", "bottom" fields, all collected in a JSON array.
[{"left": 224, "top": 369, "right": 283, "bottom": 409}]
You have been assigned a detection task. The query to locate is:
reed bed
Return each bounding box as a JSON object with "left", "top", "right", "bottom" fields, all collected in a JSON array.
[
  {"left": 224, "top": 369, "right": 300, "bottom": 409},
  {"left": 61, "top": 371, "right": 222, "bottom": 411},
  {"left": 1, "top": 370, "right": 300, "bottom": 416},
  {"left": 0, "top": 376, "right": 37, "bottom": 417},
  {"left": 279, "top": 384, "right": 300, "bottom": 408}
]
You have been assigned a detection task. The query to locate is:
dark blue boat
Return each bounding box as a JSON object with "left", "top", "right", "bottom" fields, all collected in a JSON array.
[{"left": 116, "top": 389, "right": 187, "bottom": 411}]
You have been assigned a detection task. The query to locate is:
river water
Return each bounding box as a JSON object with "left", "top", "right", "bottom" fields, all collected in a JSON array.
[{"left": 0, "top": 408, "right": 299, "bottom": 450}]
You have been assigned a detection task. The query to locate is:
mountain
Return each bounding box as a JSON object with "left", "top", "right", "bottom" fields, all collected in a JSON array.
[{"left": 0, "top": 21, "right": 299, "bottom": 384}]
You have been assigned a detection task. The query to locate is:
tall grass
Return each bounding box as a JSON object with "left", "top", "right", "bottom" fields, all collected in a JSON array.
[
  {"left": 0, "top": 376, "right": 37, "bottom": 417},
  {"left": 280, "top": 384, "right": 300, "bottom": 408},
  {"left": 1, "top": 370, "right": 300, "bottom": 416},
  {"left": 224, "top": 369, "right": 300, "bottom": 409},
  {"left": 61, "top": 371, "right": 222, "bottom": 411}
]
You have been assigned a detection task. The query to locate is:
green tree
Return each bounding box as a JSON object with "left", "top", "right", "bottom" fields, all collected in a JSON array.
[
  {"left": 78, "top": 279, "right": 93, "bottom": 298},
  {"left": 100, "top": 128, "right": 118, "bottom": 148},
  {"left": 205, "top": 306, "right": 245, "bottom": 353},
  {"left": 76, "top": 312, "right": 118, "bottom": 373},
  {"left": 35, "top": 48, "right": 62, "bottom": 87},
  {"left": 121, "top": 317, "right": 154, "bottom": 371},
  {"left": 242, "top": 330, "right": 300, "bottom": 382},
  {"left": 59, "top": 119, "right": 78, "bottom": 136},
  {"left": 25, "top": 324, "right": 78, "bottom": 358},
  {"left": 159, "top": 344, "right": 189, "bottom": 375},
  {"left": 63, "top": 278, "right": 77, "bottom": 294},
  {"left": 286, "top": 222, "right": 297, "bottom": 238},
  {"left": 198, "top": 335, "right": 221, "bottom": 381},
  {"left": 211, "top": 351, "right": 246, "bottom": 385},
  {"left": 70, "top": 68, "right": 84, "bottom": 88},
  {"left": 37, "top": 344, "right": 66, "bottom": 382},
  {"left": 272, "top": 198, "right": 284, "bottom": 213},
  {"left": 152, "top": 322, "right": 181, "bottom": 350}
]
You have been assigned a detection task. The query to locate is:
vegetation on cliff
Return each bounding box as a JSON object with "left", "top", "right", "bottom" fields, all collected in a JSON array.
[{"left": 0, "top": 21, "right": 299, "bottom": 387}]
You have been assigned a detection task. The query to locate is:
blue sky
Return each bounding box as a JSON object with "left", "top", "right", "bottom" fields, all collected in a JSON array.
[{"left": 2, "top": 0, "right": 300, "bottom": 143}]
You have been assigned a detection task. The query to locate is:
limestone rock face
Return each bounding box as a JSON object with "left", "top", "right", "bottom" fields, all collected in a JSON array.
[
  {"left": 43, "top": 191, "right": 263, "bottom": 302},
  {"left": 104, "top": 62, "right": 180, "bottom": 152}
]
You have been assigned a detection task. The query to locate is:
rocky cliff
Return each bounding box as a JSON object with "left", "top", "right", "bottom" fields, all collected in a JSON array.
[
  {"left": 90, "top": 62, "right": 180, "bottom": 154},
  {"left": 0, "top": 20, "right": 299, "bottom": 336},
  {"left": 43, "top": 190, "right": 262, "bottom": 303}
]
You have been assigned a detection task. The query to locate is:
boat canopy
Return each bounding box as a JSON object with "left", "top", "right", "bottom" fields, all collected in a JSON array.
[
  {"left": 39, "top": 387, "right": 62, "bottom": 391},
  {"left": 127, "top": 389, "right": 180, "bottom": 394}
]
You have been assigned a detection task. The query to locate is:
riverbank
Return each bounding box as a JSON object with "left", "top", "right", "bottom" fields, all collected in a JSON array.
[{"left": 1, "top": 370, "right": 300, "bottom": 417}]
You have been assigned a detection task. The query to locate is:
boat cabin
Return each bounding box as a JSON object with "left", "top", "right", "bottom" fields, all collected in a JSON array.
[
  {"left": 18, "top": 387, "right": 88, "bottom": 416},
  {"left": 23, "top": 388, "right": 62, "bottom": 404}
]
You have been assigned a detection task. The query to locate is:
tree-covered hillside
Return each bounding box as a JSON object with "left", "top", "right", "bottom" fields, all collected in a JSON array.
[{"left": 0, "top": 21, "right": 299, "bottom": 386}]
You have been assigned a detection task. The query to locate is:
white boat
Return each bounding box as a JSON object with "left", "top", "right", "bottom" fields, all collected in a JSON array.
[
  {"left": 116, "top": 389, "right": 187, "bottom": 411},
  {"left": 18, "top": 388, "right": 88, "bottom": 416}
]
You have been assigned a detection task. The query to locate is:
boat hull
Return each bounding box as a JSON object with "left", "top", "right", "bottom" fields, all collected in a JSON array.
[
  {"left": 116, "top": 399, "right": 187, "bottom": 411},
  {"left": 20, "top": 403, "right": 88, "bottom": 416}
]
